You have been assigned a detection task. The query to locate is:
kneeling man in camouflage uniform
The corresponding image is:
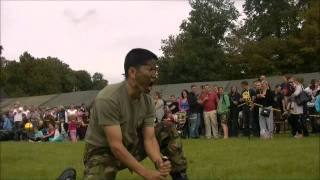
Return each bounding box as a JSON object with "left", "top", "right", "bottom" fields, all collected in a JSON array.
[{"left": 83, "top": 48, "right": 188, "bottom": 180}]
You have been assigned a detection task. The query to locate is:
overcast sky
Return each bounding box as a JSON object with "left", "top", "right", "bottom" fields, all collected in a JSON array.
[{"left": 1, "top": 0, "right": 244, "bottom": 84}]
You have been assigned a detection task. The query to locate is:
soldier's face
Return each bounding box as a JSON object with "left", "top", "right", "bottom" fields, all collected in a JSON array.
[{"left": 135, "top": 60, "right": 157, "bottom": 93}]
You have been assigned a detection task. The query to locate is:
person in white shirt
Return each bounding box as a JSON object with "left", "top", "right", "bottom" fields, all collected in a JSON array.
[{"left": 13, "top": 106, "right": 23, "bottom": 140}]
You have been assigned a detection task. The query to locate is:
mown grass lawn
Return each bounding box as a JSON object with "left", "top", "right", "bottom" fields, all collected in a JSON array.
[{"left": 1, "top": 135, "right": 319, "bottom": 180}]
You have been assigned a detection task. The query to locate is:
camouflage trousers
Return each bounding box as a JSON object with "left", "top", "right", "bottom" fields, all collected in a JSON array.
[{"left": 83, "top": 121, "right": 187, "bottom": 180}]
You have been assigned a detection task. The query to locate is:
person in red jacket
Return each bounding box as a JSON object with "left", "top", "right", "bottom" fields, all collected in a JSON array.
[{"left": 199, "top": 84, "right": 219, "bottom": 139}]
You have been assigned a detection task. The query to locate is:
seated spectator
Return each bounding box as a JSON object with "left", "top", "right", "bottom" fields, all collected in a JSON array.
[
  {"left": 42, "top": 122, "right": 56, "bottom": 141},
  {"left": 2, "top": 112, "right": 13, "bottom": 131},
  {"left": 49, "top": 123, "right": 63, "bottom": 142},
  {"left": 29, "top": 126, "right": 44, "bottom": 142}
]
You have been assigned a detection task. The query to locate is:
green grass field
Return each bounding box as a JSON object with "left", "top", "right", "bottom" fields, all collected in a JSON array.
[{"left": 1, "top": 135, "right": 319, "bottom": 180}]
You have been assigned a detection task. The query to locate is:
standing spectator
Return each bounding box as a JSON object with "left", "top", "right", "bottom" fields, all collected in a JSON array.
[
  {"left": 22, "top": 106, "right": 30, "bottom": 120},
  {"left": 77, "top": 109, "right": 86, "bottom": 140},
  {"left": 287, "top": 78, "right": 304, "bottom": 138},
  {"left": 256, "top": 81, "right": 274, "bottom": 139},
  {"left": 305, "top": 79, "right": 320, "bottom": 133},
  {"left": 251, "top": 80, "right": 262, "bottom": 137},
  {"left": 179, "top": 89, "right": 190, "bottom": 138},
  {"left": 168, "top": 95, "right": 179, "bottom": 114},
  {"left": 154, "top": 92, "right": 165, "bottom": 122},
  {"left": 29, "top": 106, "right": 40, "bottom": 128},
  {"left": 179, "top": 90, "right": 190, "bottom": 112},
  {"left": 273, "top": 84, "right": 285, "bottom": 133},
  {"left": 68, "top": 115, "right": 78, "bottom": 142},
  {"left": 281, "top": 75, "right": 294, "bottom": 110},
  {"left": 79, "top": 103, "right": 87, "bottom": 113},
  {"left": 198, "top": 85, "right": 206, "bottom": 136},
  {"left": 188, "top": 85, "right": 202, "bottom": 138},
  {"left": 13, "top": 106, "right": 23, "bottom": 141},
  {"left": 239, "top": 81, "right": 256, "bottom": 137},
  {"left": 199, "top": 84, "right": 219, "bottom": 139},
  {"left": 259, "top": 75, "right": 266, "bottom": 82},
  {"left": 273, "top": 84, "right": 286, "bottom": 133},
  {"left": 229, "top": 86, "right": 241, "bottom": 137},
  {"left": 217, "top": 87, "right": 230, "bottom": 139},
  {"left": 67, "top": 104, "right": 78, "bottom": 117},
  {"left": 211, "top": 84, "right": 219, "bottom": 96}
]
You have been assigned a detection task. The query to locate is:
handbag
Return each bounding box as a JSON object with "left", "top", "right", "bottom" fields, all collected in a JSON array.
[
  {"left": 260, "top": 107, "right": 271, "bottom": 117},
  {"left": 295, "top": 90, "right": 312, "bottom": 105}
]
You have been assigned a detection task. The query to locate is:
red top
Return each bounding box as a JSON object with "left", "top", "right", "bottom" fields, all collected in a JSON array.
[
  {"left": 200, "top": 92, "right": 219, "bottom": 112},
  {"left": 68, "top": 121, "right": 77, "bottom": 131},
  {"left": 47, "top": 128, "right": 55, "bottom": 138}
]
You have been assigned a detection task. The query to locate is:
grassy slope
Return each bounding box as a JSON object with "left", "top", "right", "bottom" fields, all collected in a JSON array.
[{"left": 1, "top": 136, "right": 319, "bottom": 180}]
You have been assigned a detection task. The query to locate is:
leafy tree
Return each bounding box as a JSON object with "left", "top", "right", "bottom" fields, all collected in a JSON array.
[
  {"left": 74, "top": 70, "right": 93, "bottom": 91},
  {"left": 92, "top": 72, "right": 108, "bottom": 90},
  {"left": 243, "top": 0, "right": 301, "bottom": 40},
  {"left": 1, "top": 51, "right": 108, "bottom": 97},
  {"left": 158, "top": 0, "right": 239, "bottom": 84}
]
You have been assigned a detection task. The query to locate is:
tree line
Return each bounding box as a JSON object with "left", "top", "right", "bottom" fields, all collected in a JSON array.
[
  {"left": 0, "top": 52, "right": 108, "bottom": 97},
  {"left": 157, "top": 0, "right": 320, "bottom": 84}
]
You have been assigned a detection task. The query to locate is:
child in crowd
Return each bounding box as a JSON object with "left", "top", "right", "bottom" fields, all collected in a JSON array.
[
  {"left": 29, "top": 126, "right": 44, "bottom": 142},
  {"left": 42, "top": 122, "right": 55, "bottom": 141},
  {"left": 68, "top": 115, "right": 78, "bottom": 143},
  {"left": 49, "top": 123, "right": 63, "bottom": 142}
]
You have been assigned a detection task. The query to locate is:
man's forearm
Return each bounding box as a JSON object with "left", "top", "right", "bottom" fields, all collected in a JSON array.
[
  {"left": 144, "top": 137, "right": 162, "bottom": 163},
  {"left": 110, "top": 143, "right": 148, "bottom": 177}
]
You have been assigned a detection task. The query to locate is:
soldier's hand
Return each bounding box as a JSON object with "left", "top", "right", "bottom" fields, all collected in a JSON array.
[
  {"left": 158, "top": 160, "right": 171, "bottom": 177},
  {"left": 143, "top": 170, "right": 166, "bottom": 180}
]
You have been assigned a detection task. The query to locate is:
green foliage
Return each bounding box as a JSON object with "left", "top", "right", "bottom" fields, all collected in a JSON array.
[
  {"left": 157, "top": 0, "right": 239, "bottom": 84},
  {"left": 243, "top": 0, "right": 300, "bottom": 40},
  {"left": 1, "top": 52, "right": 108, "bottom": 97},
  {"left": 158, "top": 0, "right": 319, "bottom": 84},
  {"left": 92, "top": 72, "right": 108, "bottom": 90}
]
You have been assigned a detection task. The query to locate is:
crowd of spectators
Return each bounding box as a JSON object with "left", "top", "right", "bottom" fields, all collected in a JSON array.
[
  {"left": 0, "top": 103, "right": 89, "bottom": 142},
  {"left": 153, "top": 75, "right": 320, "bottom": 139},
  {"left": 1, "top": 75, "right": 319, "bottom": 142}
]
